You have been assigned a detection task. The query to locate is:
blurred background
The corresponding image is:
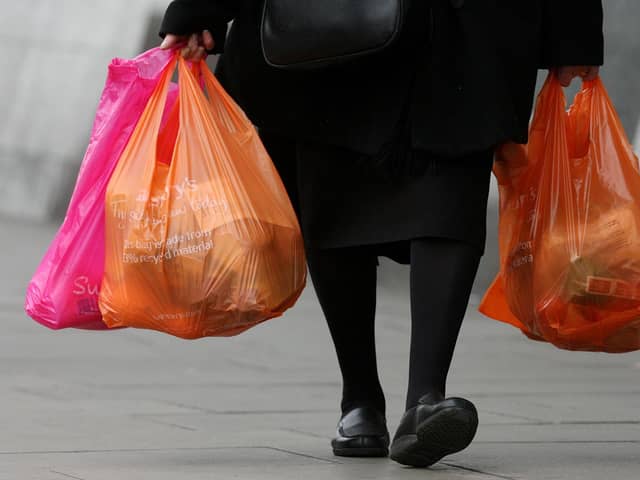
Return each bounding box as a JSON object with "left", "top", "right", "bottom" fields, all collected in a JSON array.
[
  {"left": 0, "top": 0, "right": 639, "bottom": 297},
  {"left": 1, "top": 5, "right": 640, "bottom": 479}
]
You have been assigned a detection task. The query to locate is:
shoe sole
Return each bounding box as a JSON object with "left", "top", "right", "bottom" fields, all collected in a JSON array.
[
  {"left": 333, "top": 446, "right": 389, "bottom": 457},
  {"left": 389, "top": 406, "right": 478, "bottom": 467}
]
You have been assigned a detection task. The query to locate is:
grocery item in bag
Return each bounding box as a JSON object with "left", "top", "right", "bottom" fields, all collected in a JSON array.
[
  {"left": 479, "top": 74, "right": 640, "bottom": 352},
  {"left": 99, "top": 57, "right": 306, "bottom": 339}
]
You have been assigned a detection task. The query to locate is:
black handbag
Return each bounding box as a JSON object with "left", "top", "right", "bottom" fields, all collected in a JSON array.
[{"left": 260, "top": 0, "right": 407, "bottom": 70}]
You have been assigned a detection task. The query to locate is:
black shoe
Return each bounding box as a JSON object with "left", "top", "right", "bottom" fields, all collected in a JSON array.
[
  {"left": 390, "top": 392, "right": 478, "bottom": 467},
  {"left": 331, "top": 406, "right": 390, "bottom": 457}
]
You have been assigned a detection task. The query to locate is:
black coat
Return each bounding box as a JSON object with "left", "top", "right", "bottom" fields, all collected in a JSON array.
[{"left": 160, "top": 0, "right": 604, "bottom": 157}]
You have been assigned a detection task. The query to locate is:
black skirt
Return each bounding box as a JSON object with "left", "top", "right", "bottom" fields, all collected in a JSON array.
[{"left": 260, "top": 131, "right": 495, "bottom": 265}]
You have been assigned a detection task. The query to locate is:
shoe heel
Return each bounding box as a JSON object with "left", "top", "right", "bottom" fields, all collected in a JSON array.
[
  {"left": 391, "top": 406, "right": 478, "bottom": 468},
  {"left": 416, "top": 406, "right": 478, "bottom": 455}
]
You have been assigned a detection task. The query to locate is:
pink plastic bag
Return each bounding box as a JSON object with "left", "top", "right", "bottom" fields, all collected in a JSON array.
[{"left": 25, "top": 48, "right": 177, "bottom": 330}]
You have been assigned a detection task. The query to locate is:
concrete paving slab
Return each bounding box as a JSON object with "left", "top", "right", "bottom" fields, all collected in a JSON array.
[
  {"left": 1, "top": 450, "right": 495, "bottom": 480},
  {"left": 458, "top": 442, "right": 640, "bottom": 480},
  {"left": 1, "top": 218, "right": 639, "bottom": 479}
]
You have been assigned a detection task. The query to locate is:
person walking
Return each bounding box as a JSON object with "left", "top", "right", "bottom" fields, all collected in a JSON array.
[{"left": 159, "top": 0, "right": 604, "bottom": 467}]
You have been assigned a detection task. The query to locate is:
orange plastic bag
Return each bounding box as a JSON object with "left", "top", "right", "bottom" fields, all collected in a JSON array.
[
  {"left": 480, "top": 74, "right": 640, "bottom": 353},
  {"left": 99, "top": 57, "right": 306, "bottom": 339}
]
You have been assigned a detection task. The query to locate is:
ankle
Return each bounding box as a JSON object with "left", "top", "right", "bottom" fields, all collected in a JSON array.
[
  {"left": 341, "top": 397, "right": 386, "bottom": 416},
  {"left": 405, "top": 388, "right": 444, "bottom": 411}
]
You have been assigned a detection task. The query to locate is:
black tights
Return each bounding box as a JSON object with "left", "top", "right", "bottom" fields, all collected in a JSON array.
[{"left": 305, "top": 237, "right": 482, "bottom": 414}]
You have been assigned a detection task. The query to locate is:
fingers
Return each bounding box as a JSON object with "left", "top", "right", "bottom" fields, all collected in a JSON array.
[
  {"left": 556, "top": 66, "right": 579, "bottom": 87},
  {"left": 192, "top": 33, "right": 207, "bottom": 62},
  {"left": 203, "top": 30, "right": 215, "bottom": 51},
  {"left": 583, "top": 66, "right": 600, "bottom": 82},
  {"left": 177, "top": 32, "right": 211, "bottom": 61},
  {"left": 160, "top": 34, "right": 182, "bottom": 50},
  {"left": 192, "top": 46, "right": 207, "bottom": 62},
  {"left": 160, "top": 30, "right": 214, "bottom": 60},
  {"left": 555, "top": 66, "right": 600, "bottom": 87},
  {"left": 180, "top": 33, "right": 198, "bottom": 58}
]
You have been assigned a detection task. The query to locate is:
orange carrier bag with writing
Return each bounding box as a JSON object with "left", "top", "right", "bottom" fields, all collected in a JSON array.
[
  {"left": 99, "top": 57, "right": 306, "bottom": 339},
  {"left": 479, "top": 74, "right": 640, "bottom": 353}
]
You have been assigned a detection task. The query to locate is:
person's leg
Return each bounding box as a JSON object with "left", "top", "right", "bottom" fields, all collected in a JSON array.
[
  {"left": 406, "top": 236, "right": 482, "bottom": 409},
  {"left": 390, "top": 236, "right": 482, "bottom": 466},
  {"left": 305, "top": 244, "right": 385, "bottom": 414}
]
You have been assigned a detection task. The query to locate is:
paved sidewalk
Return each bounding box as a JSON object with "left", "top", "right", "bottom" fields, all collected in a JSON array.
[{"left": 1, "top": 217, "right": 639, "bottom": 480}]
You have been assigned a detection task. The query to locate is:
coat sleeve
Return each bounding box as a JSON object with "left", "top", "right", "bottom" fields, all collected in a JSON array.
[
  {"left": 159, "top": 0, "right": 242, "bottom": 54},
  {"left": 540, "top": 0, "right": 604, "bottom": 68}
]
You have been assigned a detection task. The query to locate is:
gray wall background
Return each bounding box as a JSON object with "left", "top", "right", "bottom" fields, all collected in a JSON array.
[
  {"left": 0, "top": 0, "right": 638, "bottom": 295},
  {"left": 0, "top": 0, "right": 169, "bottom": 220}
]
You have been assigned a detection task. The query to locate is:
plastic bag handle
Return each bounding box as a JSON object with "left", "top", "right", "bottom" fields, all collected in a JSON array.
[
  {"left": 107, "top": 54, "right": 178, "bottom": 197},
  {"left": 197, "top": 60, "right": 253, "bottom": 133},
  {"left": 567, "top": 77, "right": 600, "bottom": 159},
  {"left": 538, "top": 72, "right": 599, "bottom": 160}
]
